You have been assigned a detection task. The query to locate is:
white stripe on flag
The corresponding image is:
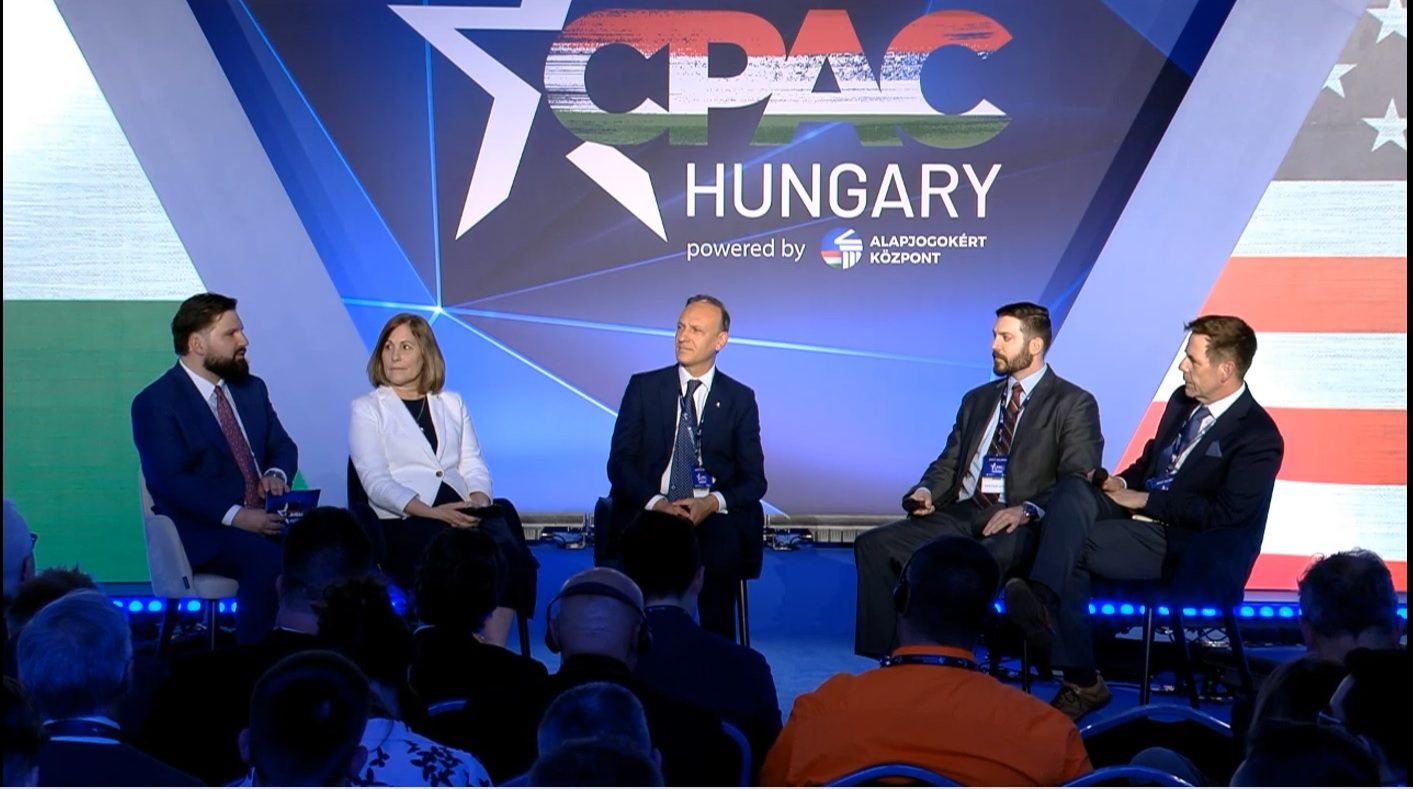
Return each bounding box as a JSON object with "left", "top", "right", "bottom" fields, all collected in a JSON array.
[
  {"left": 1151, "top": 332, "right": 1407, "bottom": 410},
  {"left": 1261, "top": 481, "right": 1407, "bottom": 560},
  {"left": 1231, "top": 181, "right": 1407, "bottom": 257}
]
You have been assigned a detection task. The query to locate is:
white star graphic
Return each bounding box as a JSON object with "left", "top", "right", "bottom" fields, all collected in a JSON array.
[
  {"left": 1323, "top": 63, "right": 1356, "bottom": 97},
  {"left": 1367, "top": 0, "right": 1407, "bottom": 43},
  {"left": 390, "top": 1, "right": 572, "bottom": 239},
  {"left": 1363, "top": 99, "right": 1407, "bottom": 151},
  {"left": 390, "top": 2, "right": 667, "bottom": 241}
]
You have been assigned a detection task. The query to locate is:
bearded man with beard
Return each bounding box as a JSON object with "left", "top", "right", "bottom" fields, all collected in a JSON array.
[
  {"left": 133, "top": 293, "right": 299, "bottom": 643},
  {"left": 853, "top": 302, "right": 1103, "bottom": 659}
]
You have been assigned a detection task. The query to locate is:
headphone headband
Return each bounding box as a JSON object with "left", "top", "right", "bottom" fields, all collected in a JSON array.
[
  {"left": 547, "top": 581, "right": 645, "bottom": 617},
  {"left": 544, "top": 580, "right": 653, "bottom": 655}
]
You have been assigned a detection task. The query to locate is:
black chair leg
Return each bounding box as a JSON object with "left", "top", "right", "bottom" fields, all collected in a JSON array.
[
  {"left": 1224, "top": 608, "right": 1255, "bottom": 697},
  {"left": 157, "top": 599, "right": 179, "bottom": 658},
  {"left": 518, "top": 612, "right": 532, "bottom": 658},
  {"left": 1020, "top": 641, "right": 1032, "bottom": 694},
  {"left": 736, "top": 579, "right": 751, "bottom": 648},
  {"left": 205, "top": 600, "right": 219, "bottom": 651},
  {"left": 1169, "top": 608, "right": 1200, "bottom": 708},
  {"left": 1140, "top": 605, "right": 1156, "bottom": 706}
]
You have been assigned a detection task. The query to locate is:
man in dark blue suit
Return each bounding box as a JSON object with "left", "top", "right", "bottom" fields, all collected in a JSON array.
[
  {"left": 605, "top": 294, "right": 767, "bottom": 640},
  {"left": 1006, "top": 315, "right": 1285, "bottom": 720},
  {"left": 132, "top": 293, "right": 298, "bottom": 644},
  {"left": 621, "top": 512, "right": 780, "bottom": 778}
]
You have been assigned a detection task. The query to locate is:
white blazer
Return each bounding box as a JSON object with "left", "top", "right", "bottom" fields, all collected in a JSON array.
[{"left": 349, "top": 386, "right": 492, "bottom": 520}]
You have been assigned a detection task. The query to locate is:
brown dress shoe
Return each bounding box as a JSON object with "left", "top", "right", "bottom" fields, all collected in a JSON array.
[
  {"left": 1050, "top": 675, "right": 1113, "bottom": 720},
  {"left": 1003, "top": 578, "right": 1054, "bottom": 654}
]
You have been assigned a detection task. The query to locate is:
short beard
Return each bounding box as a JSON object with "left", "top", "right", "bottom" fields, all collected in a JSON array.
[
  {"left": 205, "top": 354, "right": 250, "bottom": 382},
  {"left": 993, "top": 347, "right": 1033, "bottom": 377}
]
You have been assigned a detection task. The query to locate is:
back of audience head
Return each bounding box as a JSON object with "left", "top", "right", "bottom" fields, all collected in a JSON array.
[
  {"left": 316, "top": 577, "right": 417, "bottom": 721},
  {"left": 1332, "top": 647, "right": 1407, "bottom": 785},
  {"left": 242, "top": 651, "right": 370, "bottom": 787},
  {"left": 2, "top": 499, "right": 35, "bottom": 608},
  {"left": 538, "top": 681, "right": 654, "bottom": 758},
  {"left": 529, "top": 741, "right": 664, "bottom": 787},
  {"left": 16, "top": 590, "right": 131, "bottom": 721},
  {"left": 1249, "top": 654, "right": 1347, "bottom": 730},
  {"left": 279, "top": 507, "right": 374, "bottom": 612},
  {"left": 415, "top": 527, "right": 503, "bottom": 636},
  {"left": 621, "top": 513, "right": 703, "bottom": 607},
  {"left": 547, "top": 567, "right": 648, "bottom": 665},
  {"left": 3, "top": 677, "right": 41, "bottom": 787},
  {"left": 6, "top": 567, "right": 97, "bottom": 636},
  {"left": 894, "top": 536, "right": 1001, "bottom": 649},
  {"left": 1232, "top": 720, "right": 1379, "bottom": 786},
  {"left": 1297, "top": 549, "right": 1400, "bottom": 662}
]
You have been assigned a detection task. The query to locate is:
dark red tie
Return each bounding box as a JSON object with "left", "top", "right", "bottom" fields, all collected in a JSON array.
[
  {"left": 214, "top": 385, "right": 261, "bottom": 508},
  {"left": 973, "top": 382, "right": 1024, "bottom": 509}
]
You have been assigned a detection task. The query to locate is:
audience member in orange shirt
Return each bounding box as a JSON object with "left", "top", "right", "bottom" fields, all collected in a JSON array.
[{"left": 761, "top": 536, "right": 1092, "bottom": 786}]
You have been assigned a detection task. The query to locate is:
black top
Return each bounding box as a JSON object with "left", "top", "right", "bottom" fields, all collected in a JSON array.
[{"left": 402, "top": 396, "right": 438, "bottom": 454}]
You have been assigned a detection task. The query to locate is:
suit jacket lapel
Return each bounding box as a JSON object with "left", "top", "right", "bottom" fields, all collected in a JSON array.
[
  {"left": 382, "top": 387, "right": 439, "bottom": 465},
  {"left": 1177, "top": 389, "right": 1251, "bottom": 479},
  {"left": 1007, "top": 371, "right": 1055, "bottom": 456},
  {"left": 962, "top": 380, "right": 1005, "bottom": 464},
  {"left": 171, "top": 365, "right": 236, "bottom": 465},
  {"left": 658, "top": 368, "right": 679, "bottom": 457},
  {"left": 229, "top": 380, "right": 264, "bottom": 461}
]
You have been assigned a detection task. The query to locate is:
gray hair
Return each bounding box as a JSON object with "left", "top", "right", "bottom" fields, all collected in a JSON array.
[
  {"left": 2, "top": 498, "right": 34, "bottom": 603},
  {"left": 16, "top": 590, "right": 132, "bottom": 719}
]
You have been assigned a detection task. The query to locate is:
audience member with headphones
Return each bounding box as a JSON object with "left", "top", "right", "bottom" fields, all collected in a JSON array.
[
  {"left": 538, "top": 568, "right": 739, "bottom": 786},
  {"left": 761, "top": 536, "right": 1094, "bottom": 787}
]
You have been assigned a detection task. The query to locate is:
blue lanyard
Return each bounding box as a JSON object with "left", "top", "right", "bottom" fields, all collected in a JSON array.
[{"left": 879, "top": 654, "right": 981, "bottom": 671}]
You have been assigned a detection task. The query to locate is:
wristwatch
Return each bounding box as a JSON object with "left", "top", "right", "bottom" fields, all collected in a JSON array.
[{"left": 1021, "top": 502, "right": 1041, "bottom": 521}]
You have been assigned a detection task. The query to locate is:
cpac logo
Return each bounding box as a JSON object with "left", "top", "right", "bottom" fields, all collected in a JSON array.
[{"left": 392, "top": 2, "right": 1011, "bottom": 241}]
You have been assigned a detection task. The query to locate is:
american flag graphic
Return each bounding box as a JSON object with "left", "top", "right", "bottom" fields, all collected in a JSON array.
[{"left": 1120, "top": 0, "right": 1407, "bottom": 591}]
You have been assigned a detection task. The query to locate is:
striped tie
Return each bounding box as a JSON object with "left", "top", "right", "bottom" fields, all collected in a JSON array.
[{"left": 973, "top": 382, "right": 1024, "bottom": 508}]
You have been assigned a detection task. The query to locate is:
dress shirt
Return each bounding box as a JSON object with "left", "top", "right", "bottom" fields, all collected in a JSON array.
[
  {"left": 648, "top": 364, "right": 729, "bottom": 514},
  {"left": 179, "top": 359, "right": 287, "bottom": 525}
]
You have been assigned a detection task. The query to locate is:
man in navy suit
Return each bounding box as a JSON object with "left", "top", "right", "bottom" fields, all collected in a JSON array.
[
  {"left": 621, "top": 512, "right": 781, "bottom": 778},
  {"left": 132, "top": 293, "right": 298, "bottom": 644},
  {"left": 605, "top": 294, "right": 767, "bottom": 640},
  {"left": 1006, "top": 315, "right": 1285, "bottom": 719}
]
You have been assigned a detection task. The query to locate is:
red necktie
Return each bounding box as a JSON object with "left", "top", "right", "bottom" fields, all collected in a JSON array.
[
  {"left": 214, "top": 384, "right": 261, "bottom": 508},
  {"left": 973, "top": 382, "right": 1024, "bottom": 509}
]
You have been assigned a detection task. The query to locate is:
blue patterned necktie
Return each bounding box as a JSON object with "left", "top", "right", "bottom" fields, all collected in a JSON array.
[
  {"left": 1160, "top": 405, "right": 1212, "bottom": 476},
  {"left": 666, "top": 379, "right": 703, "bottom": 500}
]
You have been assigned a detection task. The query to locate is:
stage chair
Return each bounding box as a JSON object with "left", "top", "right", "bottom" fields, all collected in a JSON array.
[
  {"left": 139, "top": 473, "right": 237, "bottom": 654},
  {"left": 825, "top": 762, "right": 962, "bottom": 786}
]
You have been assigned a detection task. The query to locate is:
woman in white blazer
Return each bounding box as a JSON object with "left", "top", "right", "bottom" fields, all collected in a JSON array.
[{"left": 350, "top": 313, "right": 537, "bottom": 647}]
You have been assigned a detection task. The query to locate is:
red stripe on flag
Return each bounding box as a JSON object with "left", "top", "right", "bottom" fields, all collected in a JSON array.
[
  {"left": 1117, "top": 404, "right": 1405, "bottom": 484},
  {"left": 1248, "top": 554, "right": 1408, "bottom": 592},
  {"left": 1204, "top": 257, "right": 1408, "bottom": 333}
]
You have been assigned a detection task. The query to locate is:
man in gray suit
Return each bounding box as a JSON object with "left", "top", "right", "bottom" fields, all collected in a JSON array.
[{"left": 853, "top": 302, "right": 1103, "bottom": 658}]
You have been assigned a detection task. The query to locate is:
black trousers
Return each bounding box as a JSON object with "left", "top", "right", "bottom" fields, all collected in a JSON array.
[
  {"left": 852, "top": 499, "right": 1037, "bottom": 658},
  {"left": 1028, "top": 476, "right": 1166, "bottom": 672},
  {"left": 381, "top": 486, "right": 539, "bottom": 616}
]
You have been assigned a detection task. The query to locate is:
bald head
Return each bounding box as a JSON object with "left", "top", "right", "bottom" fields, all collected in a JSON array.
[{"left": 550, "top": 568, "right": 646, "bottom": 663}]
